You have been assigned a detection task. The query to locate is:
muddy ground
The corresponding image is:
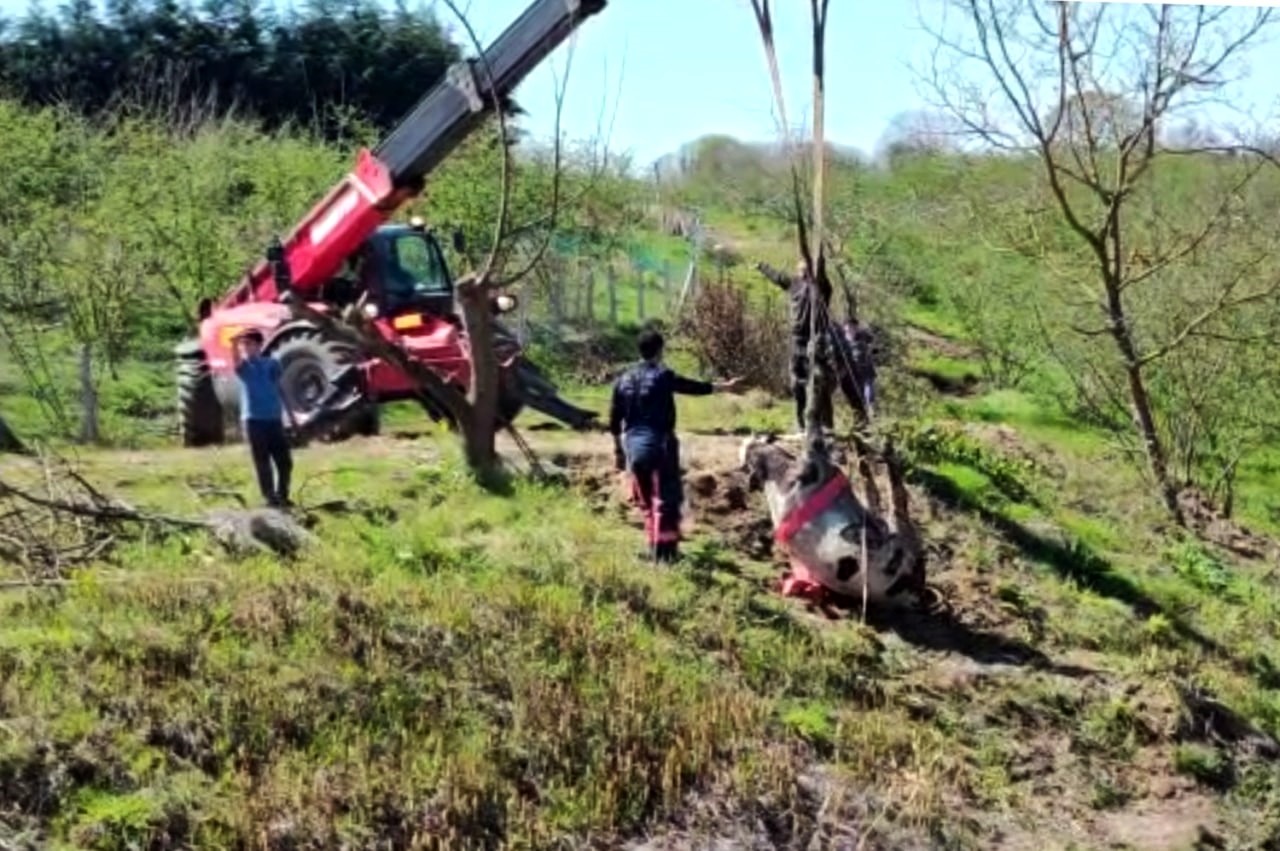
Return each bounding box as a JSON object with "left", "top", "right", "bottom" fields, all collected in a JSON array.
[{"left": 542, "top": 428, "right": 1265, "bottom": 850}]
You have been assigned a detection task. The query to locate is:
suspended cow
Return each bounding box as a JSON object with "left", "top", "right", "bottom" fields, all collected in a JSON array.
[{"left": 739, "top": 434, "right": 926, "bottom": 607}]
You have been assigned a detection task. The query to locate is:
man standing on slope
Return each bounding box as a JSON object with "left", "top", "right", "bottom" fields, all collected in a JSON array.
[
  {"left": 754, "top": 257, "right": 835, "bottom": 435},
  {"left": 231, "top": 329, "right": 298, "bottom": 508},
  {"left": 610, "top": 328, "right": 740, "bottom": 564}
]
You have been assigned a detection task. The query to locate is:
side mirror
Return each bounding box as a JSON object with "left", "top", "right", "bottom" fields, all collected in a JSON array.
[
  {"left": 452, "top": 229, "right": 467, "bottom": 254},
  {"left": 494, "top": 293, "right": 518, "bottom": 314}
]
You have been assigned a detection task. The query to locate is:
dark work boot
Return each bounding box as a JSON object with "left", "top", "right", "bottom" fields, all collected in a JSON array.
[{"left": 654, "top": 541, "right": 680, "bottom": 564}]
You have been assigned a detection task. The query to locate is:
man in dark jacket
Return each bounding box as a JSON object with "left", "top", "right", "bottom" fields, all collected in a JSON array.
[
  {"left": 610, "top": 328, "right": 740, "bottom": 563},
  {"left": 755, "top": 258, "right": 834, "bottom": 433}
]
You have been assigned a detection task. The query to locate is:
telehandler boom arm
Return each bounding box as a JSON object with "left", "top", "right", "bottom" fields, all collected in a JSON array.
[{"left": 216, "top": 0, "right": 607, "bottom": 311}]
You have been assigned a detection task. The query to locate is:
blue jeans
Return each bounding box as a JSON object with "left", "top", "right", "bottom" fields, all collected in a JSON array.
[
  {"left": 245, "top": 418, "right": 292, "bottom": 505},
  {"left": 624, "top": 430, "right": 682, "bottom": 560}
]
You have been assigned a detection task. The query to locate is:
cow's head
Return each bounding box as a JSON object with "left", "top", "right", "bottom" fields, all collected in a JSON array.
[{"left": 739, "top": 433, "right": 793, "bottom": 493}]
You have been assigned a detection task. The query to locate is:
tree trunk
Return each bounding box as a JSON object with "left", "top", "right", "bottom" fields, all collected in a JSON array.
[
  {"left": 606, "top": 264, "right": 619, "bottom": 325},
  {"left": 78, "top": 343, "right": 99, "bottom": 444},
  {"left": 637, "top": 269, "right": 646, "bottom": 321},
  {"left": 584, "top": 269, "right": 596, "bottom": 324},
  {"left": 1104, "top": 281, "right": 1182, "bottom": 522},
  {"left": 456, "top": 280, "right": 499, "bottom": 472}
]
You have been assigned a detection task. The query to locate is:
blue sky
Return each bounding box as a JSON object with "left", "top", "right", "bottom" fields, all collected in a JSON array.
[
  {"left": 449, "top": 0, "right": 1280, "bottom": 166},
  {"left": 451, "top": 0, "right": 943, "bottom": 165}
]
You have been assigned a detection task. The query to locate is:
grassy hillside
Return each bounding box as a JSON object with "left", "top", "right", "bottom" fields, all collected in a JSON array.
[
  {"left": 4, "top": 387, "right": 1280, "bottom": 848},
  {"left": 3, "top": 101, "right": 1280, "bottom": 848}
]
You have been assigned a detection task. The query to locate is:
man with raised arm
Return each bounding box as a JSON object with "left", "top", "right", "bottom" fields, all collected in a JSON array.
[
  {"left": 755, "top": 257, "right": 834, "bottom": 434},
  {"left": 609, "top": 328, "right": 740, "bottom": 564}
]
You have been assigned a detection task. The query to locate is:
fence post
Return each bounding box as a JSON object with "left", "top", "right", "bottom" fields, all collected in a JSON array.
[
  {"left": 637, "top": 268, "right": 646, "bottom": 322},
  {"left": 606, "top": 263, "right": 619, "bottom": 326},
  {"left": 78, "top": 343, "right": 99, "bottom": 444}
]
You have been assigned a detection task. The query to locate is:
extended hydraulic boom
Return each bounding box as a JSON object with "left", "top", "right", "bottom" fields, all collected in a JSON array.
[{"left": 217, "top": 0, "right": 606, "bottom": 311}]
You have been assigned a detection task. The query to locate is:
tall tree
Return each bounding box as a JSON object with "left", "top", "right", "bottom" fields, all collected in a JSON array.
[{"left": 924, "top": 0, "right": 1280, "bottom": 522}]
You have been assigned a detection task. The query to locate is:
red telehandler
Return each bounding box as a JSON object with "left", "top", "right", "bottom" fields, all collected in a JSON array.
[{"left": 174, "top": 0, "right": 605, "bottom": 447}]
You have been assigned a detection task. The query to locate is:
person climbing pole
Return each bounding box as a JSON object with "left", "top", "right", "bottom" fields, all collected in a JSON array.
[
  {"left": 754, "top": 257, "right": 834, "bottom": 435},
  {"left": 231, "top": 329, "right": 298, "bottom": 508},
  {"left": 609, "top": 328, "right": 740, "bottom": 563}
]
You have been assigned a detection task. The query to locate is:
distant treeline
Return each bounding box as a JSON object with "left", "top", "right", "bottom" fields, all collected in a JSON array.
[{"left": 0, "top": 0, "right": 470, "bottom": 137}]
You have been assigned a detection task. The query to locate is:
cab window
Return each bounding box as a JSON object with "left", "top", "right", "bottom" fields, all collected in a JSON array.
[{"left": 388, "top": 234, "right": 449, "bottom": 296}]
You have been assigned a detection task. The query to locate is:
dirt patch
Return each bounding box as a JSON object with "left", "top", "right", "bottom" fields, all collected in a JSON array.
[
  {"left": 566, "top": 449, "right": 778, "bottom": 562},
  {"left": 1177, "top": 487, "right": 1280, "bottom": 562},
  {"left": 1095, "top": 794, "right": 1221, "bottom": 850},
  {"left": 684, "top": 466, "right": 776, "bottom": 560}
]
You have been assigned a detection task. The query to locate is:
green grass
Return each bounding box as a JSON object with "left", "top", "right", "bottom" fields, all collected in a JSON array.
[
  {"left": 4, "top": 236, "right": 1280, "bottom": 846},
  {"left": 942, "top": 388, "right": 1111, "bottom": 455},
  {"left": 5, "top": 375, "right": 1280, "bottom": 846},
  {"left": 901, "top": 302, "right": 971, "bottom": 340},
  {"left": 1231, "top": 445, "right": 1280, "bottom": 537},
  {"left": 0, "top": 439, "right": 955, "bottom": 847}
]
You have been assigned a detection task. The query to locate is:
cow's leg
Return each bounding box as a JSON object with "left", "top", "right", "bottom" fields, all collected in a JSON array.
[{"left": 882, "top": 436, "right": 926, "bottom": 594}]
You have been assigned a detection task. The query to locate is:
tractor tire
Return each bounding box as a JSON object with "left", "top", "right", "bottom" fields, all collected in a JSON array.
[
  {"left": 268, "top": 329, "right": 371, "bottom": 443},
  {"left": 175, "top": 338, "right": 225, "bottom": 447}
]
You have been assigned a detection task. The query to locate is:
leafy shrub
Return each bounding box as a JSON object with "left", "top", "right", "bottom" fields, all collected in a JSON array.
[{"left": 680, "top": 280, "right": 789, "bottom": 394}]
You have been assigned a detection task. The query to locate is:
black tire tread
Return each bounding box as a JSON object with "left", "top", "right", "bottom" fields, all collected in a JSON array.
[
  {"left": 268, "top": 328, "right": 378, "bottom": 442},
  {"left": 175, "top": 339, "right": 224, "bottom": 447}
]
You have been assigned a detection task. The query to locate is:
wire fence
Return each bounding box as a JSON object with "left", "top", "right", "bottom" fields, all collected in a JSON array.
[{"left": 507, "top": 242, "right": 704, "bottom": 340}]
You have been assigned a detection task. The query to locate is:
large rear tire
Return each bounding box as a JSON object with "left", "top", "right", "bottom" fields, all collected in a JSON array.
[
  {"left": 175, "top": 338, "right": 225, "bottom": 447},
  {"left": 268, "top": 329, "right": 378, "bottom": 442}
]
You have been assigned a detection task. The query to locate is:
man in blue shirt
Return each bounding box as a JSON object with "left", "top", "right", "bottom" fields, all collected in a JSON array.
[
  {"left": 609, "top": 328, "right": 740, "bottom": 563},
  {"left": 232, "top": 329, "right": 297, "bottom": 508}
]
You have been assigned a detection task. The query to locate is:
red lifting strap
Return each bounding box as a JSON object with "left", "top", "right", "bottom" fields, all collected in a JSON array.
[{"left": 774, "top": 471, "right": 850, "bottom": 547}]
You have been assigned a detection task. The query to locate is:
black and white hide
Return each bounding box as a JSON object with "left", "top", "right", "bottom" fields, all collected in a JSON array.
[{"left": 739, "top": 434, "right": 925, "bottom": 608}]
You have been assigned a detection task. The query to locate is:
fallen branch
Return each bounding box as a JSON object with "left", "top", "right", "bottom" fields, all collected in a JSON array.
[{"left": 0, "top": 451, "right": 319, "bottom": 576}]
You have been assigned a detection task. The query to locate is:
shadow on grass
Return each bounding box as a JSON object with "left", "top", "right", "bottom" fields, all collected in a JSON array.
[
  {"left": 810, "top": 589, "right": 1093, "bottom": 675},
  {"left": 910, "top": 468, "right": 1236, "bottom": 664},
  {"left": 681, "top": 538, "right": 1091, "bottom": 673}
]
